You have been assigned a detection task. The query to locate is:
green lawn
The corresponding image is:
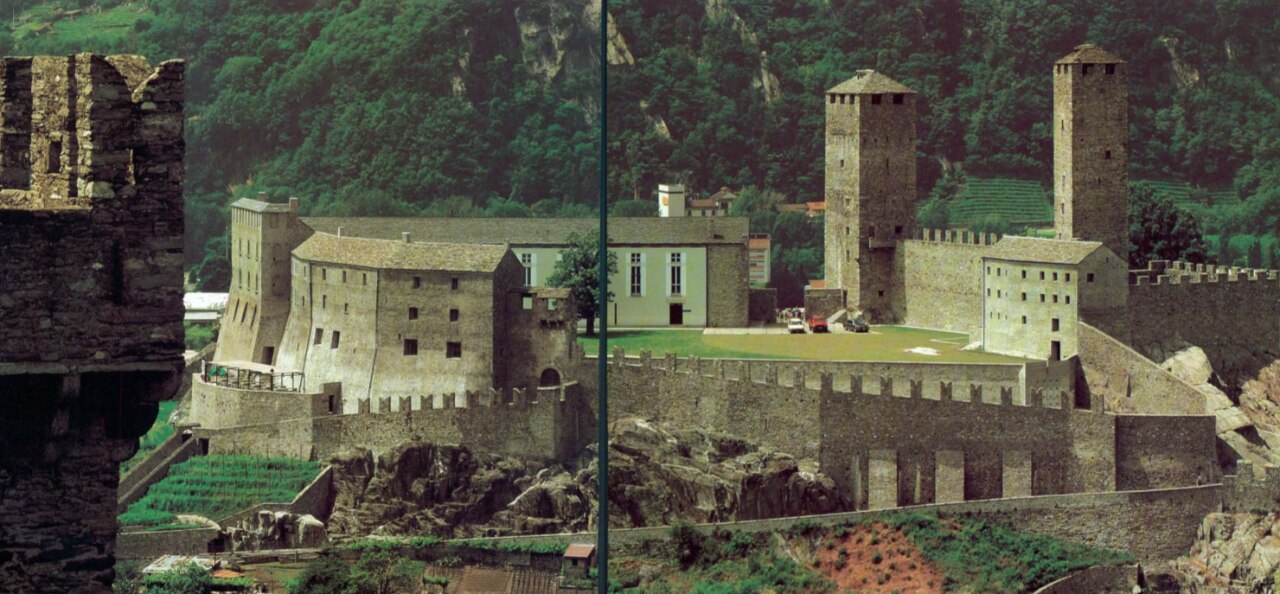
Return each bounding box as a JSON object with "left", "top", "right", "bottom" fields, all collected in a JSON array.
[{"left": 580, "top": 327, "right": 1026, "bottom": 364}]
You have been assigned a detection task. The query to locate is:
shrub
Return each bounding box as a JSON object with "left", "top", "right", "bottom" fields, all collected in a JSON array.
[{"left": 871, "top": 552, "right": 883, "bottom": 564}]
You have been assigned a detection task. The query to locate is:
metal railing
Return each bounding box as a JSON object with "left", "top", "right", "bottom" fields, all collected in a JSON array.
[{"left": 200, "top": 361, "right": 305, "bottom": 392}]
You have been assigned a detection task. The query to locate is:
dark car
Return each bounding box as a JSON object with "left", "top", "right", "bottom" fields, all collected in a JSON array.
[{"left": 843, "top": 314, "right": 869, "bottom": 333}]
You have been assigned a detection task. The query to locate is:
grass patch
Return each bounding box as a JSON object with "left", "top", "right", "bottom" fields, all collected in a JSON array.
[
  {"left": 11, "top": 1, "right": 152, "bottom": 54},
  {"left": 119, "top": 455, "right": 320, "bottom": 526},
  {"left": 951, "top": 177, "right": 1052, "bottom": 225},
  {"left": 119, "top": 399, "right": 177, "bottom": 476},
  {"left": 584, "top": 327, "right": 1026, "bottom": 364}
]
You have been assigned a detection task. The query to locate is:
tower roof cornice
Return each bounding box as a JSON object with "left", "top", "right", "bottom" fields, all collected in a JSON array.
[
  {"left": 1056, "top": 44, "right": 1125, "bottom": 65},
  {"left": 826, "top": 70, "right": 916, "bottom": 95}
]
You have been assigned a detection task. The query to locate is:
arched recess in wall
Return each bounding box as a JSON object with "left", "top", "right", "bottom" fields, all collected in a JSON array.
[{"left": 539, "top": 368, "right": 561, "bottom": 387}]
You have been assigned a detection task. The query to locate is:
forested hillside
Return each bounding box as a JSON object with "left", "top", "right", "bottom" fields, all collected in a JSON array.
[
  {"left": 606, "top": 0, "right": 1280, "bottom": 226},
  {"left": 0, "top": 0, "right": 601, "bottom": 286}
]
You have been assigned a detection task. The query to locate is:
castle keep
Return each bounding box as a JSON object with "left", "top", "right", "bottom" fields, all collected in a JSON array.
[{"left": 0, "top": 54, "right": 184, "bottom": 592}]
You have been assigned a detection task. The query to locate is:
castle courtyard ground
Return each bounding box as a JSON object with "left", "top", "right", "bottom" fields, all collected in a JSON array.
[{"left": 581, "top": 326, "right": 1029, "bottom": 363}]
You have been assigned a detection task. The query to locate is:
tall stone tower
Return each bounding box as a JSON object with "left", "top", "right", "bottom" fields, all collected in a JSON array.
[
  {"left": 824, "top": 71, "right": 916, "bottom": 321},
  {"left": 215, "top": 194, "right": 312, "bottom": 365},
  {"left": 1053, "top": 44, "right": 1128, "bottom": 264},
  {"left": 0, "top": 54, "right": 184, "bottom": 592}
]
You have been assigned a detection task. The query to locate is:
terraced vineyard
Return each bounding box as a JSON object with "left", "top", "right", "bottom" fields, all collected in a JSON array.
[
  {"left": 118, "top": 455, "right": 321, "bottom": 528},
  {"left": 950, "top": 177, "right": 1052, "bottom": 226}
]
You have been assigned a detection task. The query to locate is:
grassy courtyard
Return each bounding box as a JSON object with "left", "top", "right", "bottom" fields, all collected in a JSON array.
[{"left": 580, "top": 326, "right": 1026, "bottom": 364}]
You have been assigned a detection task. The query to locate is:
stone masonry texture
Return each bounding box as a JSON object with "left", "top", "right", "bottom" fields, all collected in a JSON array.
[{"left": 0, "top": 54, "right": 184, "bottom": 593}]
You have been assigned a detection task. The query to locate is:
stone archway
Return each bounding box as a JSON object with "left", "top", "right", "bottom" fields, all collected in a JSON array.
[{"left": 539, "top": 368, "right": 561, "bottom": 387}]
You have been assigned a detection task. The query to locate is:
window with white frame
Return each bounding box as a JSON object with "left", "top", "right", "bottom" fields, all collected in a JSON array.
[
  {"left": 629, "top": 253, "right": 643, "bottom": 296},
  {"left": 668, "top": 252, "right": 684, "bottom": 295},
  {"left": 520, "top": 253, "right": 535, "bottom": 287}
]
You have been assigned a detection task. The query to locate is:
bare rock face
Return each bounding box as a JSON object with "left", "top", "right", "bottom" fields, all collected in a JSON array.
[
  {"left": 1161, "top": 347, "right": 1280, "bottom": 469},
  {"left": 324, "top": 440, "right": 594, "bottom": 540},
  {"left": 1170, "top": 512, "right": 1280, "bottom": 592},
  {"left": 227, "top": 511, "right": 329, "bottom": 552},
  {"left": 607, "top": 418, "right": 843, "bottom": 527}
]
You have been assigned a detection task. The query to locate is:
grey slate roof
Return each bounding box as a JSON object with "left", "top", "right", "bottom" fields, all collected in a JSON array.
[
  {"left": 293, "top": 232, "right": 508, "bottom": 273},
  {"left": 984, "top": 236, "right": 1107, "bottom": 266},
  {"left": 827, "top": 70, "right": 916, "bottom": 95},
  {"left": 231, "top": 198, "right": 292, "bottom": 213},
  {"left": 1056, "top": 44, "right": 1125, "bottom": 64},
  {"left": 300, "top": 216, "right": 749, "bottom": 246}
]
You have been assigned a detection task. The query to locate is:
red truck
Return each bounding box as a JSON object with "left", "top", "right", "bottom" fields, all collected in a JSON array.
[{"left": 808, "top": 315, "right": 829, "bottom": 333}]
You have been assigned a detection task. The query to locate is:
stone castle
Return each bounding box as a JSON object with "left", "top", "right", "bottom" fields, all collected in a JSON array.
[
  {"left": 0, "top": 54, "right": 185, "bottom": 592},
  {"left": 818, "top": 44, "right": 1279, "bottom": 376}
]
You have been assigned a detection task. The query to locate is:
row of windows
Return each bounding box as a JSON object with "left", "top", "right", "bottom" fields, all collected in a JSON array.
[
  {"left": 310, "top": 328, "right": 463, "bottom": 359},
  {"left": 1055, "top": 63, "right": 1117, "bottom": 76},
  {"left": 827, "top": 93, "right": 906, "bottom": 105},
  {"left": 989, "top": 313, "right": 1063, "bottom": 332},
  {"left": 627, "top": 252, "right": 686, "bottom": 297},
  {"left": 408, "top": 307, "right": 460, "bottom": 322},
  {"left": 231, "top": 300, "right": 256, "bottom": 326},
  {"left": 305, "top": 265, "right": 462, "bottom": 291},
  {"left": 986, "top": 288, "right": 1073, "bottom": 305},
  {"left": 986, "top": 266, "right": 1076, "bottom": 282}
]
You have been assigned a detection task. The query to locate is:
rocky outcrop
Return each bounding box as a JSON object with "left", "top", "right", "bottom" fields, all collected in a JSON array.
[
  {"left": 227, "top": 511, "right": 328, "bottom": 552},
  {"left": 1161, "top": 347, "right": 1280, "bottom": 469},
  {"left": 607, "top": 418, "right": 842, "bottom": 527},
  {"left": 1170, "top": 512, "right": 1280, "bottom": 592}
]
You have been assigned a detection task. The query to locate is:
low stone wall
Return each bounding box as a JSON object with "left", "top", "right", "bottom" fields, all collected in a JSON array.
[
  {"left": 1115, "top": 415, "right": 1220, "bottom": 490},
  {"left": 196, "top": 418, "right": 316, "bottom": 459},
  {"left": 1078, "top": 322, "right": 1204, "bottom": 415},
  {"left": 1032, "top": 565, "right": 1139, "bottom": 594},
  {"left": 116, "top": 527, "right": 222, "bottom": 560},
  {"left": 476, "top": 485, "right": 1222, "bottom": 563},
  {"left": 190, "top": 375, "right": 329, "bottom": 430},
  {"left": 803, "top": 287, "right": 844, "bottom": 319},
  {"left": 117, "top": 431, "right": 201, "bottom": 514},
  {"left": 217, "top": 466, "right": 334, "bottom": 528},
  {"left": 1222, "top": 461, "right": 1280, "bottom": 512}
]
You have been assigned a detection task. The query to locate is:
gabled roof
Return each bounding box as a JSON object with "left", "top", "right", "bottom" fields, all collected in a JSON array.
[
  {"left": 564, "top": 543, "right": 596, "bottom": 559},
  {"left": 1056, "top": 44, "right": 1125, "bottom": 65},
  {"left": 293, "top": 232, "right": 509, "bottom": 273},
  {"left": 827, "top": 70, "right": 915, "bottom": 95},
  {"left": 708, "top": 186, "right": 738, "bottom": 201},
  {"left": 231, "top": 198, "right": 292, "bottom": 213},
  {"left": 984, "top": 236, "right": 1110, "bottom": 266},
  {"left": 300, "top": 217, "right": 749, "bottom": 246}
]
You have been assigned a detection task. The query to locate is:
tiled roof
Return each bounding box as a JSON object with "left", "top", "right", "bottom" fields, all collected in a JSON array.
[
  {"left": 231, "top": 198, "right": 292, "bottom": 213},
  {"left": 827, "top": 70, "right": 916, "bottom": 95},
  {"left": 708, "top": 186, "right": 737, "bottom": 201},
  {"left": 748, "top": 236, "right": 771, "bottom": 249},
  {"left": 292, "top": 232, "right": 508, "bottom": 272},
  {"left": 1056, "top": 44, "right": 1125, "bottom": 64},
  {"left": 300, "top": 217, "right": 749, "bottom": 246},
  {"left": 564, "top": 543, "right": 595, "bottom": 559},
  {"left": 984, "top": 236, "right": 1107, "bottom": 265}
]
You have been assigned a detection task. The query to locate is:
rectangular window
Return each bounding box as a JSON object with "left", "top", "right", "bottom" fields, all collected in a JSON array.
[
  {"left": 1105, "top": 64, "right": 1115, "bottom": 75},
  {"left": 871, "top": 94, "right": 882, "bottom": 104},
  {"left": 313, "top": 328, "right": 322, "bottom": 345},
  {"left": 413, "top": 276, "right": 422, "bottom": 288},
  {"left": 1021, "top": 270, "right": 1027, "bottom": 279},
  {"left": 451, "top": 278, "right": 459, "bottom": 290},
  {"left": 520, "top": 253, "right": 535, "bottom": 287},
  {"left": 1052, "top": 318, "right": 1060, "bottom": 332},
  {"left": 446, "top": 342, "right": 462, "bottom": 358},
  {"left": 331, "top": 331, "right": 341, "bottom": 349},
  {"left": 342, "top": 270, "right": 347, "bottom": 283},
  {"left": 1053, "top": 294, "right": 1059, "bottom": 303},
  {"left": 1022, "top": 316, "right": 1027, "bottom": 324},
  {"left": 1065, "top": 273, "right": 1071, "bottom": 282},
  {"left": 322, "top": 295, "right": 327, "bottom": 309},
  {"left": 363, "top": 273, "right": 368, "bottom": 285},
  {"left": 1066, "top": 295, "right": 1072, "bottom": 304},
  {"left": 403, "top": 339, "right": 418, "bottom": 356},
  {"left": 1087, "top": 273, "right": 1095, "bottom": 283},
  {"left": 1040, "top": 271, "right": 1045, "bottom": 280},
  {"left": 1104, "top": 150, "right": 1112, "bottom": 160},
  {"left": 409, "top": 307, "right": 418, "bottom": 320},
  {"left": 1053, "top": 272, "right": 1059, "bottom": 281},
  {"left": 669, "top": 253, "right": 684, "bottom": 295},
  {"left": 892, "top": 93, "right": 904, "bottom": 104},
  {"left": 48, "top": 140, "right": 61, "bottom": 173},
  {"left": 1021, "top": 292, "right": 1027, "bottom": 301},
  {"left": 450, "top": 308, "right": 459, "bottom": 322},
  {"left": 1040, "top": 294, "right": 1046, "bottom": 303},
  {"left": 322, "top": 268, "right": 327, "bottom": 281},
  {"left": 629, "top": 253, "right": 642, "bottom": 296},
  {"left": 343, "top": 303, "right": 349, "bottom": 314}
]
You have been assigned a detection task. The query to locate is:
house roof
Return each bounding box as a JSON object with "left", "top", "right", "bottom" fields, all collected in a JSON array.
[
  {"left": 1056, "top": 44, "right": 1125, "bottom": 65},
  {"left": 984, "top": 236, "right": 1107, "bottom": 265},
  {"left": 806, "top": 201, "right": 826, "bottom": 212},
  {"left": 688, "top": 199, "right": 721, "bottom": 209},
  {"left": 748, "top": 236, "right": 771, "bottom": 250},
  {"left": 827, "top": 70, "right": 916, "bottom": 95},
  {"left": 564, "top": 543, "right": 596, "bottom": 559},
  {"left": 231, "top": 198, "right": 293, "bottom": 213},
  {"left": 293, "top": 232, "right": 509, "bottom": 272},
  {"left": 300, "top": 217, "right": 749, "bottom": 246},
  {"left": 808, "top": 279, "right": 826, "bottom": 289},
  {"left": 708, "top": 186, "right": 738, "bottom": 201}
]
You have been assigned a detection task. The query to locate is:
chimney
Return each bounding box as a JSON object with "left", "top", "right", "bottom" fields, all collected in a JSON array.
[
  {"left": 402, "top": 232, "right": 411, "bottom": 244},
  {"left": 337, "top": 227, "right": 344, "bottom": 237},
  {"left": 289, "top": 196, "right": 299, "bottom": 213},
  {"left": 258, "top": 191, "right": 267, "bottom": 202}
]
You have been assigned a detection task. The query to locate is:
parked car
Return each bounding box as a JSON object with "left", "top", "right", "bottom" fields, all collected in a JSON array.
[
  {"left": 808, "top": 316, "right": 829, "bottom": 333},
  {"left": 787, "top": 317, "right": 806, "bottom": 334},
  {"left": 843, "top": 313, "right": 870, "bottom": 333}
]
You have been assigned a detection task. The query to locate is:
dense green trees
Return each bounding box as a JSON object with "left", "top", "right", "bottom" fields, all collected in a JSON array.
[
  {"left": 548, "top": 231, "right": 618, "bottom": 336},
  {"left": 1127, "top": 182, "right": 1209, "bottom": 268}
]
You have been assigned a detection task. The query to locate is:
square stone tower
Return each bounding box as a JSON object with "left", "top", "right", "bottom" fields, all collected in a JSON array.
[
  {"left": 1053, "top": 44, "right": 1128, "bottom": 264},
  {"left": 824, "top": 71, "right": 916, "bottom": 321}
]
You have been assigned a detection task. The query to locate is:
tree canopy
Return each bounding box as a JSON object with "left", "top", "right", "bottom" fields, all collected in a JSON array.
[{"left": 548, "top": 230, "right": 618, "bottom": 336}]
